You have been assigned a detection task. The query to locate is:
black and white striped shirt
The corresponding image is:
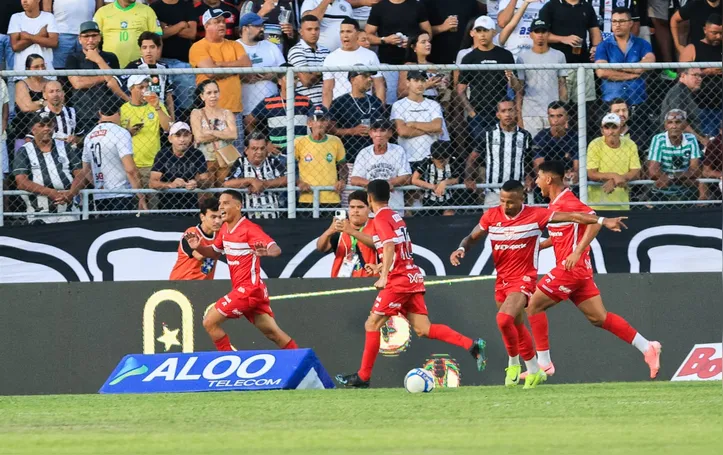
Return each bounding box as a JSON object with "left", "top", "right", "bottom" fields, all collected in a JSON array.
[
  {"left": 42, "top": 105, "right": 77, "bottom": 138},
  {"left": 481, "top": 124, "right": 533, "bottom": 191},
  {"left": 226, "top": 155, "right": 286, "bottom": 219},
  {"left": 287, "top": 39, "right": 330, "bottom": 105},
  {"left": 416, "top": 157, "right": 458, "bottom": 203}
]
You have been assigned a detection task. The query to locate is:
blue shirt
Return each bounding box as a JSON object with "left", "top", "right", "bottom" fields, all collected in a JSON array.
[
  {"left": 596, "top": 35, "right": 652, "bottom": 105},
  {"left": 532, "top": 128, "right": 579, "bottom": 171}
]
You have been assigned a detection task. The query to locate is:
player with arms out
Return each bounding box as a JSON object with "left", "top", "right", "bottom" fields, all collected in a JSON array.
[
  {"left": 450, "top": 180, "right": 628, "bottom": 388},
  {"left": 170, "top": 196, "right": 223, "bottom": 280},
  {"left": 336, "top": 180, "right": 488, "bottom": 388},
  {"left": 185, "top": 189, "right": 298, "bottom": 351},
  {"left": 521, "top": 161, "right": 662, "bottom": 380}
]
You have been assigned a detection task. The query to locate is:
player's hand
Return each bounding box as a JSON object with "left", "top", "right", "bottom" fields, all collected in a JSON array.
[
  {"left": 602, "top": 216, "right": 628, "bottom": 232},
  {"left": 374, "top": 275, "right": 388, "bottom": 290},
  {"left": 253, "top": 241, "right": 269, "bottom": 256},
  {"left": 449, "top": 248, "right": 465, "bottom": 266},
  {"left": 365, "top": 263, "right": 382, "bottom": 275},
  {"left": 564, "top": 251, "right": 582, "bottom": 271},
  {"left": 184, "top": 232, "right": 201, "bottom": 249}
]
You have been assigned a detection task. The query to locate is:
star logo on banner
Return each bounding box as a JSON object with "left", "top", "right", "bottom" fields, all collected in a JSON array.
[{"left": 157, "top": 325, "right": 181, "bottom": 352}]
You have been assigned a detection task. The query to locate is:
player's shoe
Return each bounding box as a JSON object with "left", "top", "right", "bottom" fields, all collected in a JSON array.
[
  {"left": 469, "top": 338, "right": 487, "bottom": 371},
  {"left": 520, "top": 362, "right": 555, "bottom": 381},
  {"left": 505, "top": 365, "right": 521, "bottom": 387},
  {"left": 644, "top": 341, "right": 662, "bottom": 379},
  {"left": 522, "top": 369, "right": 547, "bottom": 389},
  {"left": 335, "top": 373, "right": 370, "bottom": 389}
]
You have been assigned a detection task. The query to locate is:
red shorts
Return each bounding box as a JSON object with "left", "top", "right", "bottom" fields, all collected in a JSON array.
[
  {"left": 495, "top": 275, "right": 537, "bottom": 303},
  {"left": 215, "top": 283, "right": 274, "bottom": 324},
  {"left": 372, "top": 289, "right": 428, "bottom": 317},
  {"left": 537, "top": 267, "right": 600, "bottom": 305}
]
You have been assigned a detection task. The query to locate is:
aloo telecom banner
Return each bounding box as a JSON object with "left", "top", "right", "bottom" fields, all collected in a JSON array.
[{"left": 0, "top": 208, "right": 720, "bottom": 283}]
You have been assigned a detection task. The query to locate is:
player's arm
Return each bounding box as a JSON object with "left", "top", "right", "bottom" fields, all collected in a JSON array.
[
  {"left": 375, "top": 241, "right": 395, "bottom": 290},
  {"left": 185, "top": 232, "right": 223, "bottom": 260},
  {"left": 450, "top": 224, "right": 487, "bottom": 266},
  {"left": 563, "top": 221, "right": 602, "bottom": 271},
  {"left": 550, "top": 212, "right": 627, "bottom": 232},
  {"left": 343, "top": 222, "right": 375, "bottom": 248}
]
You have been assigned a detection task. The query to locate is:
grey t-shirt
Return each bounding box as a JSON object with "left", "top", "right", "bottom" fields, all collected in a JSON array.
[
  {"left": 660, "top": 83, "right": 702, "bottom": 135},
  {"left": 516, "top": 48, "right": 567, "bottom": 117}
]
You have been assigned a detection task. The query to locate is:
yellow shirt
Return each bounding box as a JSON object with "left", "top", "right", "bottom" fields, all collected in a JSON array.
[
  {"left": 294, "top": 135, "right": 346, "bottom": 204},
  {"left": 120, "top": 102, "right": 169, "bottom": 168},
  {"left": 189, "top": 39, "right": 246, "bottom": 113},
  {"left": 587, "top": 136, "right": 641, "bottom": 211},
  {"left": 94, "top": 1, "right": 162, "bottom": 67}
]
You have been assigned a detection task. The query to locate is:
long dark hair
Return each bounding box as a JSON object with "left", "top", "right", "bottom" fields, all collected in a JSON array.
[
  {"left": 25, "top": 54, "right": 45, "bottom": 70},
  {"left": 195, "top": 79, "right": 220, "bottom": 109},
  {"left": 404, "top": 32, "right": 431, "bottom": 63}
]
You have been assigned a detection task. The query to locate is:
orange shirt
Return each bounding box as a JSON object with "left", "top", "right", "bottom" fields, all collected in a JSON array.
[
  {"left": 170, "top": 226, "right": 217, "bottom": 280},
  {"left": 330, "top": 222, "right": 378, "bottom": 278},
  {"left": 189, "top": 39, "right": 246, "bottom": 113}
]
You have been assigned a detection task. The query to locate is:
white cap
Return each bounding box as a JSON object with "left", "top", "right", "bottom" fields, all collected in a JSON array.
[
  {"left": 601, "top": 113, "right": 621, "bottom": 126},
  {"left": 473, "top": 16, "right": 496, "bottom": 31},
  {"left": 202, "top": 8, "right": 232, "bottom": 26},
  {"left": 127, "top": 74, "right": 151, "bottom": 90},
  {"left": 169, "top": 121, "right": 192, "bottom": 136}
]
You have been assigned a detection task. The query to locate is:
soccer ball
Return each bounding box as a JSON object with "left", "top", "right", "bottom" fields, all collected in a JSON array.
[{"left": 404, "top": 368, "right": 435, "bottom": 393}]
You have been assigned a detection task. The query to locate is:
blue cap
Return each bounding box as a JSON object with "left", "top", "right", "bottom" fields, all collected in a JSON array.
[
  {"left": 239, "top": 13, "right": 266, "bottom": 27},
  {"left": 309, "top": 105, "right": 330, "bottom": 119}
]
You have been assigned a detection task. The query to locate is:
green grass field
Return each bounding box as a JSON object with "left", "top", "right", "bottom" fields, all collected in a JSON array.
[{"left": 0, "top": 382, "right": 720, "bottom": 455}]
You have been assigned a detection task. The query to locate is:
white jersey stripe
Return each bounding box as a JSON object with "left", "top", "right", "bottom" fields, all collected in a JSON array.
[{"left": 489, "top": 229, "right": 542, "bottom": 241}]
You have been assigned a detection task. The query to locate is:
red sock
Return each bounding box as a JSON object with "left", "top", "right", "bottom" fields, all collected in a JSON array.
[
  {"left": 528, "top": 312, "right": 550, "bottom": 351},
  {"left": 358, "top": 331, "right": 380, "bottom": 381},
  {"left": 214, "top": 334, "right": 232, "bottom": 351},
  {"left": 516, "top": 323, "right": 535, "bottom": 361},
  {"left": 602, "top": 312, "right": 637, "bottom": 344},
  {"left": 283, "top": 339, "right": 298, "bottom": 349},
  {"left": 428, "top": 324, "right": 473, "bottom": 350},
  {"left": 496, "top": 313, "right": 519, "bottom": 357}
]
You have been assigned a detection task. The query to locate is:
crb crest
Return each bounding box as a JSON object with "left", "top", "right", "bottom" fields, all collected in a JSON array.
[
  {"left": 422, "top": 354, "right": 461, "bottom": 388},
  {"left": 378, "top": 315, "right": 412, "bottom": 357}
]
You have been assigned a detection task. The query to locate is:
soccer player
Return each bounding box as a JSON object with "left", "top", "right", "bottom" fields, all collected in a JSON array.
[
  {"left": 185, "top": 189, "right": 298, "bottom": 351},
  {"left": 524, "top": 161, "right": 662, "bottom": 380},
  {"left": 335, "top": 180, "right": 487, "bottom": 388},
  {"left": 170, "top": 197, "right": 223, "bottom": 281},
  {"left": 450, "top": 179, "right": 628, "bottom": 388}
]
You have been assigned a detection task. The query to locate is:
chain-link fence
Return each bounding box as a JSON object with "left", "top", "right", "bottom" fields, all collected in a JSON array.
[{"left": 0, "top": 62, "right": 720, "bottom": 226}]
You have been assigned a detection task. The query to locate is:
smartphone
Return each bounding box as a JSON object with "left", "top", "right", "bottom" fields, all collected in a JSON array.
[{"left": 334, "top": 209, "right": 347, "bottom": 220}]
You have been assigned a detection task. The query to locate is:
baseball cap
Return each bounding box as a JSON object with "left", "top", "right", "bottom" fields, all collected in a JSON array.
[
  {"left": 309, "top": 105, "right": 330, "bottom": 120},
  {"left": 601, "top": 113, "right": 622, "bottom": 126},
  {"left": 202, "top": 8, "right": 232, "bottom": 26},
  {"left": 79, "top": 21, "right": 100, "bottom": 35},
  {"left": 473, "top": 16, "right": 495, "bottom": 31},
  {"left": 127, "top": 75, "right": 151, "bottom": 90},
  {"left": 29, "top": 111, "right": 55, "bottom": 127},
  {"left": 169, "top": 122, "right": 192, "bottom": 136},
  {"left": 348, "top": 64, "right": 377, "bottom": 79},
  {"left": 239, "top": 12, "right": 266, "bottom": 27},
  {"left": 530, "top": 19, "right": 549, "bottom": 32},
  {"left": 370, "top": 117, "right": 393, "bottom": 130},
  {"left": 407, "top": 70, "right": 428, "bottom": 81}
]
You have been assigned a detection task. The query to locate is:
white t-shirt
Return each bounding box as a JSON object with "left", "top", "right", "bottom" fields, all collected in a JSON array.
[
  {"left": 7, "top": 12, "right": 60, "bottom": 72},
  {"left": 352, "top": 143, "right": 411, "bottom": 210},
  {"left": 82, "top": 122, "right": 134, "bottom": 200},
  {"left": 390, "top": 97, "right": 444, "bottom": 162},
  {"left": 322, "top": 46, "right": 382, "bottom": 100},
  {"left": 52, "top": 0, "right": 96, "bottom": 35},
  {"left": 497, "top": 0, "right": 547, "bottom": 59},
  {"left": 301, "top": 0, "right": 352, "bottom": 52},
  {"left": 487, "top": 0, "right": 501, "bottom": 21},
  {"left": 351, "top": 6, "right": 371, "bottom": 22},
  {"left": 238, "top": 40, "right": 286, "bottom": 115},
  {"left": 517, "top": 48, "right": 567, "bottom": 117}
]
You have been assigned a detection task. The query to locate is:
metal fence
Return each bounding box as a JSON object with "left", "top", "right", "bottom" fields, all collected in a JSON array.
[{"left": 0, "top": 62, "right": 721, "bottom": 226}]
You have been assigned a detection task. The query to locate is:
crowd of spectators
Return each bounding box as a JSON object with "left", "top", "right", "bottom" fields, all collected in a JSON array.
[{"left": 0, "top": 0, "right": 720, "bottom": 224}]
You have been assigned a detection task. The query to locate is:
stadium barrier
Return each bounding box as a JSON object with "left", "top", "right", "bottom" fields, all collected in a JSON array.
[{"left": 0, "top": 273, "right": 720, "bottom": 395}]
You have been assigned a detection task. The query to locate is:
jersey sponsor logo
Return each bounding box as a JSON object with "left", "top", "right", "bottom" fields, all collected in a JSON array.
[
  {"left": 558, "top": 285, "right": 572, "bottom": 294},
  {"left": 494, "top": 243, "right": 527, "bottom": 251},
  {"left": 236, "top": 286, "right": 246, "bottom": 294},
  {"left": 672, "top": 343, "right": 722, "bottom": 382},
  {"left": 388, "top": 302, "right": 402, "bottom": 309},
  {"left": 549, "top": 231, "right": 563, "bottom": 237},
  {"left": 522, "top": 275, "right": 532, "bottom": 282},
  {"left": 228, "top": 260, "right": 240, "bottom": 265},
  {"left": 89, "top": 130, "right": 108, "bottom": 139}
]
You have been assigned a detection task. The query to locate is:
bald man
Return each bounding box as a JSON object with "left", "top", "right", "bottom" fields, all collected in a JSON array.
[{"left": 41, "top": 80, "right": 80, "bottom": 145}]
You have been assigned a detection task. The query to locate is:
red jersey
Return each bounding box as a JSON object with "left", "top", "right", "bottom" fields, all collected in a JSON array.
[
  {"left": 479, "top": 205, "right": 555, "bottom": 281},
  {"left": 371, "top": 207, "right": 425, "bottom": 293},
  {"left": 547, "top": 189, "right": 596, "bottom": 275},
  {"left": 170, "top": 225, "right": 217, "bottom": 280},
  {"left": 212, "top": 217, "right": 275, "bottom": 288},
  {"left": 330, "top": 222, "right": 378, "bottom": 278}
]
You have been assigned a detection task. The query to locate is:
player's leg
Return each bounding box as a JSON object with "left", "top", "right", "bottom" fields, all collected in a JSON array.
[
  {"left": 527, "top": 286, "right": 563, "bottom": 371},
  {"left": 336, "top": 312, "right": 389, "bottom": 388},
  {"left": 202, "top": 307, "right": 232, "bottom": 351},
  {"left": 497, "top": 293, "right": 540, "bottom": 387},
  {"left": 252, "top": 313, "right": 298, "bottom": 349}
]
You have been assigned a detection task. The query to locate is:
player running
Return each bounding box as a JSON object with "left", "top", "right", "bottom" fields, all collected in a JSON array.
[
  {"left": 336, "top": 180, "right": 487, "bottom": 388},
  {"left": 170, "top": 196, "right": 223, "bottom": 280},
  {"left": 185, "top": 189, "right": 298, "bottom": 351},
  {"left": 523, "top": 161, "right": 661, "bottom": 380},
  {"left": 450, "top": 180, "right": 628, "bottom": 388}
]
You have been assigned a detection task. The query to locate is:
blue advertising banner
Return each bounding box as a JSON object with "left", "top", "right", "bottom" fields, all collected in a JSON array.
[{"left": 99, "top": 349, "right": 335, "bottom": 394}]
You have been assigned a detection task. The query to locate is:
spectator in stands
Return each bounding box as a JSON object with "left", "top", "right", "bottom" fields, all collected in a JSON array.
[
  {"left": 224, "top": 131, "right": 287, "bottom": 219},
  {"left": 351, "top": 117, "right": 411, "bottom": 211},
  {"left": 496, "top": 0, "right": 548, "bottom": 60},
  {"left": 648, "top": 109, "right": 703, "bottom": 203},
  {"left": 679, "top": 13, "right": 722, "bottom": 138},
  {"left": 149, "top": 121, "right": 211, "bottom": 211},
  {"left": 14, "top": 54, "right": 49, "bottom": 146},
  {"left": 517, "top": 19, "right": 567, "bottom": 138},
  {"left": 41, "top": 0, "right": 97, "bottom": 70},
  {"left": 591, "top": 0, "right": 641, "bottom": 41},
  {"left": 294, "top": 104, "right": 347, "bottom": 215},
  {"left": 357, "top": 29, "right": 371, "bottom": 48},
  {"left": 424, "top": 0, "right": 482, "bottom": 64},
  {"left": 647, "top": 0, "right": 676, "bottom": 79},
  {"left": 66, "top": 21, "right": 126, "bottom": 139},
  {"left": 0, "top": 2, "right": 24, "bottom": 72},
  {"left": 194, "top": 0, "right": 240, "bottom": 41},
  {"left": 0, "top": 77, "right": 8, "bottom": 178},
  {"left": 121, "top": 75, "right": 171, "bottom": 189},
  {"left": 189, "top": 8, "right": 251, "bottom": 152},
  {"left": 532, "top": 101, "right": 578, "bottom": 180},
  {"left": 8, "top": 0, "right": 59, "bottom": 72},
  {"left": 587, "top": 112, "right": 641, "bottom": 210},
  {"left": 288, "top": 15, "right": 329, "bottom": 106},
  {"left": 700, "top": 121, "right": 722, "bottom": 200},
  {"left": 94, "top": 0, "right": 162, "bottom": 68},
  {"left": 365, "top": 0, "right": 432, "bottom": 105},
  {"left": 660, "top": 68, "right": 707, "bottom": 145},
  {"left": 151, "top": 0, "right": 198, "bottom": 116},
  {"left": 190, "top": 79, "right": 239, "bottom": 186},
  {"left": 671, "top": 0, "right": 720, "bottom": 56},
  {"left": 301, "top": 0, "right": 352, "bottom": 51},
  {"left": 123, "top": 32, "right": 175, "bottom": 122},
  {"left": 247, "top": 65, "right": 312, "bottom": 155},
  {"left": 397, "top": 32, "right": 448, "bottom": 101},
  {"left": 41, "top": 80, "right": 79, "bottom": 147},
  {"left": 13, "top": 111, "right": 80, "bottom": 223},
  {"left": 244, "top": 0, "right": 296, "bottom": 52},
  {"left": 237, "top": 13, "right": 286, "bottom": 119},
  {"left": 322, "top": 18, "right": 384, "bottom": 108},
  {"left": 609, "top": 97, "right": 649, "bottom": 158},
  {"left": 329, "top": 65, "right": 383, "bottom": 163},
  {"left": 411, "top": 140, "right": 460, "bottom": 216}
]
